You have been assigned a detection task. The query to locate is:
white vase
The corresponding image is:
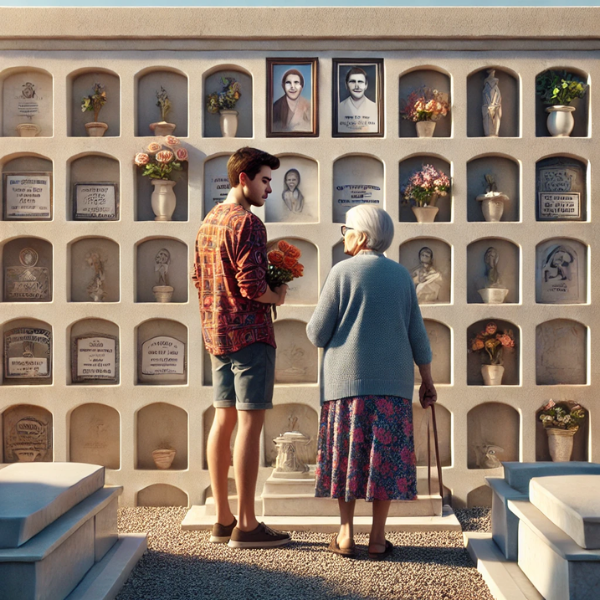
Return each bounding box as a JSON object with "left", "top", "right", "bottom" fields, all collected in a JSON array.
[
  {"left": 416, "top": 121, "right": 436, "bottom": 137},
  {"left": 546, "top": 106, "right": 576, "bottom": 137},
  {"left": 219, "top": 110, "right": 238, "bottom": 137},
  {"left": 151, "top": 179, "right": 177, "bottom": 221},
  {"left": 152, "top": 448, "right": 176, "bottom": 469},
  {"left": 85, "top": 122, "right": 108, "bottom": 137},
  {"left": 476, "top": 192, "right": 509, "bottom": 222},
  {"left": 412, "top": 206, "right": 439, "bottom": 223},
  {"left": 478, "top": 288, "right": 509, "bottom": 304},
  {"left": 16, "top": 123, "right": 41, "bottom": 137},
  {"left": 153, "top": 285, "right": 174, "bottom": 303},
  {"left": 481, "top": 364, "right": 504, "bottom": 386},
  {"left": 546, "top": 428, "right": 577, "bottom": 462},
  {"left": 150, "top": 121, "right": 176, "bottom": 136}
]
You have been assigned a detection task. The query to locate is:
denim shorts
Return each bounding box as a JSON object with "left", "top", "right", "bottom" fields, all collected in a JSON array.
[{"left": 210, "top": 342, "right": 276, "bottom": 410}]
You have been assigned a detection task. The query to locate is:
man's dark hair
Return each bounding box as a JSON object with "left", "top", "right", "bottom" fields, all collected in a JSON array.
[
  {"left": 345, "top": 66, "right": 368, "bottom": 86},
  {"left": 227, "top": 147, "right": 280, "bottom": 187}
]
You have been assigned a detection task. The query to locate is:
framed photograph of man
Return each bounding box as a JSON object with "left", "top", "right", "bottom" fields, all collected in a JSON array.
[
  {"left": 332, "top": 59, "right": 384, "bottom": 137},
  {"left": 267, "top": 58, "right": 318, "bottom": 137}
]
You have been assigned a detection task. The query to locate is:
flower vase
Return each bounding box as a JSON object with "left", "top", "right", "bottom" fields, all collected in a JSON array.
[
  {"left": 150, "top": 121, "right": 176, "bottom": 136},
  {"left": 481, "top": 364, "right": 504, "bottom": 386},
  {"left": 151, "top": 179, "right": 177, "bottom": 222},
  {"left": 152, "top": 448, "right": 177, "bottom": 469},
  {"left": 219, "top": 110, "right": 238, "bottom": 138},
  {"left": 16, "top": 123, "right": 41, "bottom": 137},
  {"left": 546, "top": 106, "right": 576, "bottom": 137},
  {"left": 546, "top": 428, "right": 577, "bottom": 462},
  {"left": 416, "top": 121, "right": 436, "bottom": 138},
  {"left": 153, "top": 285, "right": 174, "bottom": 303},
  {"left": 476, "top": 192, "right": 509, "bottom": 222},
  {"left": 85, "top": 122, "right": 108, "bottom": 137},
  {"left": 478, "top": 288, "right": 509, "bottom": 304}
]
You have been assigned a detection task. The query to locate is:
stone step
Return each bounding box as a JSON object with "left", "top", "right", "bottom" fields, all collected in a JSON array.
[{"left": 0, "top": 462, "right": 105, "bottom": 549}]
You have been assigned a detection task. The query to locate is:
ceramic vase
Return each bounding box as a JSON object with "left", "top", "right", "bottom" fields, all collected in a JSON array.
[
  {"left": 481, "top": 364, "right": 504, "bottom": 386},
  {"left": 476, "top": 192, "right": 509, "bottom": 222},
  {"left": 153, "top": 285, "right": 174, "bottom": 303},
  {"left": 546, "top": 106, "right": 576, "bottom": 137},
  {"left": 16, "top": 123, "right": 41, "bottom": 137},
  {"left": 150, "top": 121, "right": 176, "bottom": 136},
  {"left": 152, "top": 448, "right": 177, "bottom": 469},
  {"left": 85, "top": 122, "right": 108, "bottom": 137},
  {"left": 546, "top": 427, "right": 577, "bottom": 462},
  {"left": 416, "top": 121, "right": 436, "bottom": 138},
  {"left": 151, "top": 179, "right": 177, "bottom": 221},
  {"left": 412, "top": 206, "right": 439, "bottom": 223},
  {"left": 219, "top": 110, "right": 238, "bottom": 137},
  {"left": 478, "top": 288, "right": 509, "bottom": 304}
]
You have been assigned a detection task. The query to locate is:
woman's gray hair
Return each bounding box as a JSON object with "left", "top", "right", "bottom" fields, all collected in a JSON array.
[{"left": 345, "top": 205, "right": 394, "bottom": 253}]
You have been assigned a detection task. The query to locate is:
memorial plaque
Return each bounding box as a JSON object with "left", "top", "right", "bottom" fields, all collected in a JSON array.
[
  {"left": 209, "top": 174, "right": 230, "bottom": 206},
  {"left": 4, "top": 327, "right": 52, "bottom": 379},
  {"left": 3, "top": 405, "right": 52, "bottom": 462},
  {"left": 538, "top": 192, "right": 580, "bottom": 220},
  {"left": 72, "top": 334, "right": 118, "bottom": 383},
  {"left": 73, "top": 183, "right": 118, "bottom": 220},
  {"left": 141, "top": 336, "right": 185, "bottom": 375},
  {"left": 540, "top": 244, "right": 580, "bottom": 303},
  {"left": 3, "top": 172, "right": 52, "bottom": 220},
  {"left": 537, "top": 162, "right": 584, "bottom": 221},
  {"left": 4, "top": 247, "right": 50, "bottom": 301}
]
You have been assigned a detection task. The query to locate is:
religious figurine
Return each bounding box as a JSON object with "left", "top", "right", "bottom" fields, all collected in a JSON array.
[
  {"left": 477, "top": 247, "right": 509, "bottom": 304},
  {"left": 411, "top": 247, "right": 442, "bottom": 303},
  {"left": 282, "top": 168, "right": 304, "bottom": 213},
  {"left": 475, "top": 174, "right": 509, "bottom": 222},
  {"left": 482, "top": 69, "right": 502, "bottom": 137},
  {"left": 85, "top": 251, "right": 106, "bottom": 302},
  {"left": 152, "top": 247, "right": 174, "bottom": 303}
]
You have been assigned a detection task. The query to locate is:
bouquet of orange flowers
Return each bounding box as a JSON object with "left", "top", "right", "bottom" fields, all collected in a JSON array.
[{"left": 266, "top": 240, "right": 304, "bottom": 289}]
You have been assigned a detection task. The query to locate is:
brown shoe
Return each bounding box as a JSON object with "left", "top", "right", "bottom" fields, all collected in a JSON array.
[
  {"left": 327, "top": 534, "right": 356, "bottom": 558},
  {"left": 368, "top": 540, "right": 394, "bottom": 560},
  {"left": 227, "top": 522, "right": 291, "bottom": 549},
  {"left": 210, "top": 517, "right": 237, "bottom": 543}
]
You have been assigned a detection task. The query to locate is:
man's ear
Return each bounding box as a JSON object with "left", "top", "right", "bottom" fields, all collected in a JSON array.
[{"left": 239, "top": 172, "right": 249, "bottom": 186}]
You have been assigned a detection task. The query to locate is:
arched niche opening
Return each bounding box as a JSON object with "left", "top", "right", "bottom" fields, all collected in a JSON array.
[
  {"left": 136, "top": 68, "right": 188, "bottom": 137},
  {"left": 68, "top": 318, "right": 119, "bottom": 385},
  {"left": 136, "top": 237, "right": 188, "bottom": 303},
  {"left": 535, "top": 401, "right": 589, "bottom": 462},
  {"left": 136, "top": 402, "right": 188, "bottom": 470},
  {"left": 332, "top": 155, "right": 384, "bottom": 224},
  {"left": 467, "top": 485, "right": 493, "bottom": 508},
  {"left": 467, "top": 155, "right": 520, "bottom": 222},
  {"left": 2, "top": 236, "right": 52, "bottom": 302},
  {"left": 466, "top": 67, "right": 519, "bottom": 138},
  {"left": 2, "top": 154, "right": 53, "bottom": 221},
  {"left": 137, "top": 484, "right": 188, "bottom": 507},
  {"left": 2, "top": 404, "right": 52, "bottom": 462},
  {"left": 414, "top": 320, "right": 451, "bottom": 385},
  {"left": 466, "top": 238, "right": 519, "bottom": 304},
  {"left": 467, "top": 319, "right": 520, "bottom": 386},
  {"left": 536, "top": 319, "right": 587, "bottom": 385},
  {"left": 202, "top": 405, "right": 237, "bottom": 470},
  {"left": 412, "top": 403, "right": 451, "bottom": 467},
  {"left": 535, "top": 68, "right": 590, "bottom": 138},
  {"left": 68, "top": 68, "right": 120, "bottom": 137},
  {"left": 535, "top": 238, "right": 586, "bottom": 304},
  {"left": 399, "top": 155, "right": 451, "bottom": 223},
  {"left": 399, "top": 238, "right": 451, "bottom": 305},
  {"left": 266, "top": 155, "right": 318, "bottom": 223},
  {"left": 68, "top": 153, "right": 120, "bottom": 221},
  {"left": 264, "top": 403, "right": 318, "bottom": 467},
  {"left": 1, "top": 67, "right": 53, "bottom": 137},
  {"left": 273, "top": 319, "right": 317, "bottom": 385},
  {"left": 203, "top": 66, "right": 253, "bottom": 138},
  {"left": 136, "top": 319, "right": 187, "bottom": 385},
  {"left": 203, "top": 154, "right": 230, "bottom": 217},
  {"left": 467, "top": 402, "right": 519, "bottom": 469},
  {"left": 69, "top": 403, "right": 120, "bottom": 469},
  {"left": 332, "top": 240, "right": 349, "bottom": 267},
  {"left": 203, "top": 479, "right": 237, "bottom": 504},
  {"left": 399, "top": 67, "right": 451, "bottom": 138},
  {"left": 535, "top": 156, "right": 587, "bottom": 221},
  {"left": 2, "top": 318, "right": 52, "bottom": 385},
  {"left": 69, "top": 237, "right": 119, "bottom": 303},
  {"left": 266, "top": 238, "right": 317, "bottom": 305}
]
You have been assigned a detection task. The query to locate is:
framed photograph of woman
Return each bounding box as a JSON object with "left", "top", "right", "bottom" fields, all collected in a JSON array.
[
  {"left": 332, "top": 59, "right": 384, "bottom": 137},
  {"left": 267, "top": 58, "right": 318, "bottom": 137}
]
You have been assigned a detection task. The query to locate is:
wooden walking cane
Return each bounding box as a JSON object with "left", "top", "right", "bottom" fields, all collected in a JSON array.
[{"left": 427, "top": 403, "right": 445, "bottom": 500}]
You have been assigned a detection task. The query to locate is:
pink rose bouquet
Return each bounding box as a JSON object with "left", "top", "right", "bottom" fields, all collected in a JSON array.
[
  {"left": 401, "top": 164, "right": 450, "bottom": 207},
  {"left": 469, "top": 321, "right": 515, "bottom": 366},
  {"left": 401, "top": 88, "right": 450, "bottom": 122},
  {"left": 134, "top": 136, "right": 188, "bottom": 180}
]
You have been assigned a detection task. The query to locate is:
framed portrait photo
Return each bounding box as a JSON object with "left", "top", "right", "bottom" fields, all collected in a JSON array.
[
  {"left": 333, "top": 59, "right": 384, "bottom": 137},
  {"left": 267, "top": 58, "right": 318, "bottom": 137}
]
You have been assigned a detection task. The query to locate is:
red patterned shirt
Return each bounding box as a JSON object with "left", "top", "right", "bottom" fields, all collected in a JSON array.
[{"left": 193, "top": 203, "right": 275, "bottom": 355}]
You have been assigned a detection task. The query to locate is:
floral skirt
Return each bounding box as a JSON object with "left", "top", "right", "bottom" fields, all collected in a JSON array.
[{"left": 315, "top": 395, "right": 417, "bottom": 502}]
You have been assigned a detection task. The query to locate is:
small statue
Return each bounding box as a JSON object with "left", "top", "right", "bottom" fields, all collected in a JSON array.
[
  {"left": 272, "top": 431, "right": 311, "bottom": 478},
  {"left": 152, "top": 248, "right": 174, "bottom": 302},
  {"left": 475, "top": 443, "right": 504, "bottom": 469},
  {"left": 282, "top": 169, "right": 304, "bottom": 213},
  {"left": 482, "top": 69, "right": 502, "bottom": 137},
  {"left": 85, "top": 251, "right": 106, "bottom": 302},
  {"left": 411, "top": 247, "right": 442, "bottom": 303},
  {"left": 478, "top": 247, "right": 509, "bottom": 304}
]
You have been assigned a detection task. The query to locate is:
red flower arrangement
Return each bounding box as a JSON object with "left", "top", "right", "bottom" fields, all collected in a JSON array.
[{"left": 266, "top": 240, "right": 304, "bottom": 288}]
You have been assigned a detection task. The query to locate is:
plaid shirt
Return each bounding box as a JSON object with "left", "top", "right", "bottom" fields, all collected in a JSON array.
[{"left": 193, "top": 203, "right": 275, "bottom": 355}]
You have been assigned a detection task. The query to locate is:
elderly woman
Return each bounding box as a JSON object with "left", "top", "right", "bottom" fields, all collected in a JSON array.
[
  {"left": 307, "top": 205, "right": 437, "bottom": 560},
  {"left": 272, "top": 68, "right": 312, "bottom": 133}
]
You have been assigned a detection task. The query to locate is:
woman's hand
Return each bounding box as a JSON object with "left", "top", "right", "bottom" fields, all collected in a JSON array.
[{"left": 417, "top": 363, "right": 437, "bottom": 408}]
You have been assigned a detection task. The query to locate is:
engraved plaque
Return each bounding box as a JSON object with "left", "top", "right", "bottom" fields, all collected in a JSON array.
[
  {"left": 72, "top": 334, "right": 118, "bottom": 383},
  {"left": 3, "top": 172, "right": 52, "bottom": 220},
  {"left": 73, "top": 183, "right": 118, "bottom": 220},
  {"left": 3, "top": 405, "right": 52, "bottom": 462},
  {"left": 537, "top": 162, "right": 584, "bottom": 221},
  {"left": 540, "top": 244, "right": 579, "bottom": 303},
  {"left": 4, "top": 327, "right": 52, "bottom": 379},
  {"left": 141, "top": 336, "right": 185, "bottom": 375},
  {"left": 538, "top": 192, "right": 580, "bottom": 219},
  {"left": 4, "top": 247, "right": 50, "bottom": 301}
]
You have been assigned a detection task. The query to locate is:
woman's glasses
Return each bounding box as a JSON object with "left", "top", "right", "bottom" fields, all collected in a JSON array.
[{"left": 341, "top": 226, "right": 354, "bottom": 237}]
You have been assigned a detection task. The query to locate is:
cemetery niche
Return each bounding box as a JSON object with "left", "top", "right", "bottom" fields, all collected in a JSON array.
[
  {"left": 203, "top": 154, "right": 230, "bottom": 217},
  {"left": 69, "top": 403, "right": 120, "bottom": 468},
  {"left": 69, "top": 237, "right": 119, "bottom": 302},
  {"left": 272, "top": 319, "right": 317, "bottom": 384},
  {"left": 3, "top": 321, "right": 52, "bottom": 385},
  {"left": 536, "top": 238, "right": 586, "bottom": 304},
  {"left": 2, "top": 404, "right": 52, "bottom": 462},
  {"left": 3, "top": 242, "right": 52, "bottom": 302},
  {"left": 137, "top": 319, "right": 187, "bottom": 385},
  {"left": 414, "top": 319, "right": 451, "bottom": 385}
]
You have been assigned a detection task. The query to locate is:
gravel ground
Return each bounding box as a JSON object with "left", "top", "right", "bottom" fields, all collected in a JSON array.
[{"left": 116, "top": 507, "right": 492, "bottom": 600}]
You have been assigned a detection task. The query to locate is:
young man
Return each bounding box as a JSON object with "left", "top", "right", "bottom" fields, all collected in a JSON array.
[{"left": 193, "top": 147, "right": 291, "bottom": 549}]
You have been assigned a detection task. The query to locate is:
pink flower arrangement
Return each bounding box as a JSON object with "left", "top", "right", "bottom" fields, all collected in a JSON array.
[
  {"left": 134, "top": 136, "right": 188, "bottom": 180},
  {"left": 469, "top": 322, "right": 516, "bottom": 365},
  {"left": 401, "top": 88, "right": 450, "bottom": 122},
  {"left": 401, "top": 164, "right": 451, "bottom": 207}
]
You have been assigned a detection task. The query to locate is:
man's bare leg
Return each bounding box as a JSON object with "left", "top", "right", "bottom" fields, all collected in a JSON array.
[
  {"left": 369, "top": 499, "right": 391, "bottom": 553},
  {"left": 337, "top": 498, "right": 356, "bottom": 548},
  {"left": 207, "top": 406, "right": 237, "bottom": 526},
  {"left": 234, "top": 409, "right": 265, "bottom": 531}
]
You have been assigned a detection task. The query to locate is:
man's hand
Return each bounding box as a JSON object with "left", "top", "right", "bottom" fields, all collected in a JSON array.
[{"left": 274, "top": 284, "right": 288, "bottom": 306}]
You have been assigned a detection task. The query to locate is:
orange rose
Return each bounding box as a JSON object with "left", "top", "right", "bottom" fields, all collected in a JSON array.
[
  {"left": 268, "top": 251, "right": 284, "bottom": 266},
  {"left": 472, "top": 339, "right": 484, "bottom": 351},
  {"left": 156, "top": 150, "right": 174, "bottom": 163},
  {"left": 134, "top": 152, "right": 149, "bottom": 166},
  {"left": 277, "top": 240, "right": 291, "bottom": 253},
  {"left": 291, "top": 262, "right": 304, "bottom": 278},
  {"left": 164, "top": 135, "right": 180, "bottom": 147},
  {"left": 147, "top": 142, "right": 161, "bottom": 153},
  {"left": 283, "top": 255, "right": 297, "bottom": 269},
  {"left": 285, "top": 244, "right": 301, "bottom": 259},
  {"left": 175, "top": 147, "right": 188, "bottom": 162}
]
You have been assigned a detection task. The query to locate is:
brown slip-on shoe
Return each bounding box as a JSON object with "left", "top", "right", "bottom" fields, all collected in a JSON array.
[
  {"left": 210, "top": 517, "right": 237, "bottom": 543},
  {"left": 368, "top": 539, "right": 394, "bottom": 560},
  {"left": 327, "top": 534, "right": 356, "bottom": 558},
  {"left": 227, "top": 522, "right": 291, "bottom": 549}
]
